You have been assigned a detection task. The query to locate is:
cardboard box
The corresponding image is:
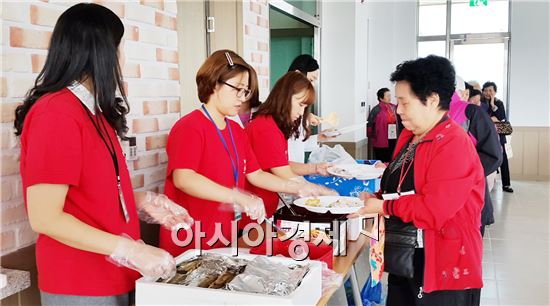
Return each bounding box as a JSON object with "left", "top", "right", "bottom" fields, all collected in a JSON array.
[{"left": 136, "top": 249, "right": 322, "bottom": 305}]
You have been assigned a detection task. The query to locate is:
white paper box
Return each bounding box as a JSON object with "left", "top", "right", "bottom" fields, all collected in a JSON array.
[
  {"left": 136, "top": 249, "right": 322, "bottom": 305},
  {"left": 347, "top": 217, "right": 363, "bottom": 241}
]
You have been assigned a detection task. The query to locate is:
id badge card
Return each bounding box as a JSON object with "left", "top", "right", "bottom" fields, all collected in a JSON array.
[{"left": 388, "top": 124, "right": 397, "bottom": 140}]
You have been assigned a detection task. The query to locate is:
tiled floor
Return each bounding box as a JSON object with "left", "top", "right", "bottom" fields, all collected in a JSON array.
[
  {"left": 481, "top": 179, "right": 550, "bottom": 306},
  {"left": 330, "top": 178, "right": 550, "bottom": 306}
]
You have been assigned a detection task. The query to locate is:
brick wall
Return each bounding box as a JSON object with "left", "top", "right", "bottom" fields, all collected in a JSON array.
[
  {"left": 242, "top": 0, "right": 270, "bottom": 100},
  {"left": 0, "top": 0, "right": 181, "bottom": 256}
]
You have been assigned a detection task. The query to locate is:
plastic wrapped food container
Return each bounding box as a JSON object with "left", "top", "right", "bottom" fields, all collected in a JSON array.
[{"left": 135, "top": 249, "right": 323, "bottom": 305}]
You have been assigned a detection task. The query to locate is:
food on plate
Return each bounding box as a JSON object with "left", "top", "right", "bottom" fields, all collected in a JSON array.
[
  {"left": 329, "top": 167, "right": 352, "bottom": 176},
  {"left": 327, "top": 198, "right": 362, "bottom": 208},
  {"left": 310, "top": 229, "right": 330, "bottom": 241},
  {"left": 305, "top": 198, "right": 321, "bottom": 207}
]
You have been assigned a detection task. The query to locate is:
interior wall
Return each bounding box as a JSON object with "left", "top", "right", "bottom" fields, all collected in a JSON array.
[{"left": 508, "top": 0, "right": 550, "bottom": 127}]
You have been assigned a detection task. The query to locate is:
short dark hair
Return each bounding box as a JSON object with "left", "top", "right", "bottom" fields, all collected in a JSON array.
[
  {"left": 482, "top": 81, "right": 497, "bottom": 92},
  {"left": 470, "top": 89, "right": 482, "bottom": 98},
  {"left": 376, "top": 88, "right": 390, "bottom": 101},
  {"left": 389, "top": 55, "right": 455, "bottom": 111},
  {"left": 288, "top": 54, "right": 319, "bottom": 74},
  {"left": 196, "top": 50, "right": 257, "bottom": 104},
  {"left": 465, "top": 82, "right": 474, "bottom": 92}
]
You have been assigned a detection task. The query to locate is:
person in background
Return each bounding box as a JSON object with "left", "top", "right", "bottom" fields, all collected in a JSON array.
[
  {"left": 160, "top": 50, "right": 334, "bottom": 256},
  {"left": 352, "top": 55, "right": 484, "bottom": 305},
  {"left": 469, "top": 89, "right": 482, "bottom": 106},
  {"left": 367, "top": 88, "right": 399, "bottom": 162},
  {"left": 246, "top": 71, "right": 336, "bottom": 217},
  {"left": 468, "top": 88, "right": 498, "bottom": 192},
  {"left": 236, "top": 68, "right": 261, "bottom": 128},
  {"left": 288, "top": 54, "right": 320, "bottom": 83},
  {"left": 483, "top": 81, "right": 513, "bottom": 193},
  {"left": 14, "top": 4, "right": 193, "bottom": 305},
  {"left": 469, "top": 80, "right": 482, "bottom": 91},
  {"left": 450, "top": 77, "right": 502, "bottom": 236},
  {"left": 286, "top": 54, "right": 331, "bottom": 165}
]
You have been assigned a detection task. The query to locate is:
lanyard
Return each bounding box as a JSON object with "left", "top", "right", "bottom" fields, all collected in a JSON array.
[
  {"left": 385, "top": 103, "right": 396, "bottom": 123},
  {"left": 397, "top": 144, "right": 415, "bottom": 194},
  {"left": 79, "top": 102, "right": 130, "bottom": 223},
  {"left": 201, "top": 105, "right": 240, "bottom": 186}
]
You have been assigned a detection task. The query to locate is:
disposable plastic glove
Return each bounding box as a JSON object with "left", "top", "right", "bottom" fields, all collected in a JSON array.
[
  {"left": 285, "top": 177, "right": 338, "bottom": 198},
  {"left": 231, "top": 189, "right": 266, "bottom": 224},
  {"left": 109, "top": 236, "right": 176, "bottom": 281},
  {"left": 136, "top": 192, "right": 194, "bottom": 231},
  {"left": 314, "top": 162, "right": 332, "bottom": 176}
]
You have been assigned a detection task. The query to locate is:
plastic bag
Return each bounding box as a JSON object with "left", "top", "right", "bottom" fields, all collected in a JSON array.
[
  {"left": 308, "top": 144, "right": 356, "bottom": 165},
  {"left": 361, "top": 275, "right": 382, "bottom": 304},
  {"left": 321, "top": 262, "right": 343, "bottom": 295}
]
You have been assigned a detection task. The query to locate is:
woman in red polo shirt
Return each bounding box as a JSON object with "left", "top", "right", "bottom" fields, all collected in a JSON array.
[
  {"left": 160, "top": 50, "right": 333, "bottom": 256},
  {"left": 245, "top": 72, "right": 324, "bottom": 217},
  {"left": 14, "top": 4, "right": 192, "bottom": 305}
]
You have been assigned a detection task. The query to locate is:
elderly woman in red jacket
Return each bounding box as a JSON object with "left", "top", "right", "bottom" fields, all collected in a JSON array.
[{"left": 353, "top": 55, "right": 484, "bottom": 306}]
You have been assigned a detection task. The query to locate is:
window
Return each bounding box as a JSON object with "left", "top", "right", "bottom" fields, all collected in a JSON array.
[
  {"left": 417, "top": 0, "right": 511, "bottom": 107},
  {"left": 418, "top": 41, "right": 446, "bottom": 58},
  {"left": 419, "top": 1, "right": 447, "bottom": 36},
  {"left": 451, "top": 0, "right": 509, "bottom": 34}
]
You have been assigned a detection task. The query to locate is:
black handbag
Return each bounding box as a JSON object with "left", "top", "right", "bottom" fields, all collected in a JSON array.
[
  {"left": 495, "top": 121, "right": 513, "bottom": 135},
  {"left": 384, "top": 217, "right": 418, "bottom": 278}
]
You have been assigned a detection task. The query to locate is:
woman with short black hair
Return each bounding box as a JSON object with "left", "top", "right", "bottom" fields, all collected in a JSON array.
[{"left": 352, "top": 55, "right": 484, "bottom": 306}]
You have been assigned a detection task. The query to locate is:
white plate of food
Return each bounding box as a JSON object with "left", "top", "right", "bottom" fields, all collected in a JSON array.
[
  {"left": 293, "top": 196, "right": 364, "bottom": 214},
  {"left": 327, "top": 164, "right": 385, "bottom": 180},
  {"left": 321, "top": 129, "right": 342, "bottom": 137}
]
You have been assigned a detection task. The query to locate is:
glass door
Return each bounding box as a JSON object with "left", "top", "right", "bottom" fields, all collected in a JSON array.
[{"left": 450, "top": 38, "right": 509, "bottom": 112}]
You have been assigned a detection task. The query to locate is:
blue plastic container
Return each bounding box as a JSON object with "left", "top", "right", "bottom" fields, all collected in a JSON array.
[{"left": 304, "top": 160, "right": 381, "bottom": 196}]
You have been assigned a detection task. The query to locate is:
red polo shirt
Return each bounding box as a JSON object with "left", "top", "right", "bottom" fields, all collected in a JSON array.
[
  {"left": 20, "top": 88, "right": 140, "bottom": 295},
  {"left": 245, "top": 115, "right": 289, "bottom": 217},
  {"left": 160, "top": 110, "right": 260, "bottom": 257}
]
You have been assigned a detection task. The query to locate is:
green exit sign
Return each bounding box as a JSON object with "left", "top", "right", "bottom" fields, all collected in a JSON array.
[{"left": 470, "top": 0, "right": 488, "bottom": 6}]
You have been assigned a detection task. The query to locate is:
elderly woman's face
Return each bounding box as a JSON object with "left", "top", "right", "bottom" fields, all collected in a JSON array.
[{"left": 395, "top": 81, "right": 439, "bottom": 135}]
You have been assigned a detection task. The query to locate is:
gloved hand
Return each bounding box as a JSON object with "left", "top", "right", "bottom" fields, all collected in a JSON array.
[
  {"left": 231, "top": 189, "right": 266, "bottom": 223},
  {"left": 314, "top": 162, "right": 332, "bottom": 176},
  {"left": 285, "top": 177, "right": 338, "bottom": 197},
  {"left": 109, "top": 236, "right": 176, "bottom": 281},
  {"left": 136, "top": 192, "right": 194, "bottom": 231}
]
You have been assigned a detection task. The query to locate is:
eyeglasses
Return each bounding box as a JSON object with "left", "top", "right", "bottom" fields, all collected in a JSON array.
[{"left": 222, "top": 82, "right": 252, "bottom": 100}]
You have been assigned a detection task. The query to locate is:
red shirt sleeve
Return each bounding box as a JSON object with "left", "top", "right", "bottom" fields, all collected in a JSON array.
[
  {"left": 244, "top": 135, "right": 260, "bottom": 174},
  {"left": 388, "top": 133, "right": 484, "bottom": 231},
  {"left": 246, "top": 116, "right": 289, "bottom": 170},
  {"left": 24, "top": 112, "right": 82, "bottom": 186},
  {"left": 166, "top": 123, "right": 203, "bottom": 175}
]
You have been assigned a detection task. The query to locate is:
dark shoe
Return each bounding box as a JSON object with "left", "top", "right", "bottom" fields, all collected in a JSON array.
[{"left": 503, "top": 186, "right": 514, "bottom": 193}]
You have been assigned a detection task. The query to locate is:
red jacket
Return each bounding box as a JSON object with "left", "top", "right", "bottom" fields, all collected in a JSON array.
[{"left": 383, "top": 118, "right": 485, "bottom": 293}]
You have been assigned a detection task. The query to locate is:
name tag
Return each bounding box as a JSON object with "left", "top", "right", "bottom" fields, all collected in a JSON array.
[
  {"left": 388, "top": 124, "right": 397, "bottom": 139},
  {"left": 381, "top": 190, "right": 415, "bottom": 200}
]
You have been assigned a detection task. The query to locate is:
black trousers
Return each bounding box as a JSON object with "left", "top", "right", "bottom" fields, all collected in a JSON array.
[
  {"left": 373, "top": 139, "right": 397, "bottom": 163},
  {"left": 500, "top": 143, "right": 511, "bottom": 187},
  {"left": 386, "top": 249, "right": 481, "bottom": 306}
]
